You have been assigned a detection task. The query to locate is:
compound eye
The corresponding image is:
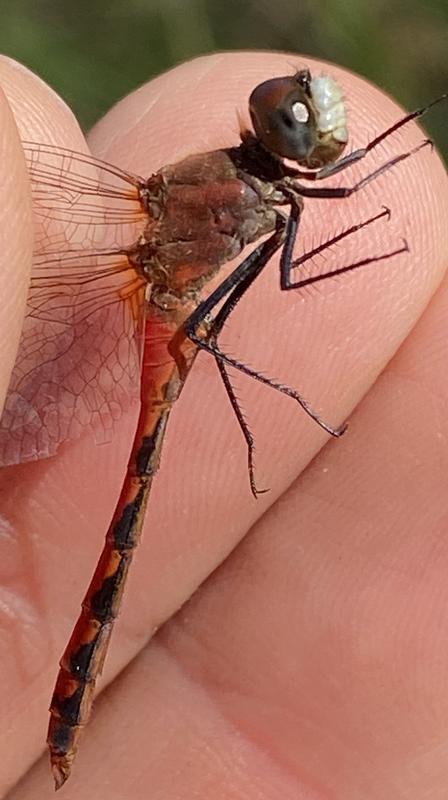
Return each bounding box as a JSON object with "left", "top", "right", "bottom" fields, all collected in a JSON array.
[
  {"left": 249, "top": 75, "right": 317, "bottom": 161},
  {"left": 249, "top": 70, "right": 348, "bottom": 168}
]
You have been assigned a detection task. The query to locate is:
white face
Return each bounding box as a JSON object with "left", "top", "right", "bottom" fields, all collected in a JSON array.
[{"left": 310, "top": 75, "right": 348, "bottom": 144}]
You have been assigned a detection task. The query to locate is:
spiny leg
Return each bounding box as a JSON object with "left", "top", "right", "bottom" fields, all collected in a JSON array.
[
  {"left": 290, "top": 140, "right": 431, "bottom": 200},
  {"left": 207, "top": 207, "right": 397, "bottom": 494},
  {"left": 185, "top": 217, "right": 347, "bottom": 440},
  {"left": 208, "top": 218, "right": 286, "bottom": 497},
  {"left": 215, "top": 359, "right": 266, "bottom": 498},
  {"left": 280, "top": 200, "right": 408, "bottom": 292},
  {"left": 187, "top": 194, "right": 411, "bottom": 448},
  {"left": 209, "top": 220, "right": 292, "bottom": 497},
  {"left": 279, "top": 205, "right": 391, "bottom": 289}
]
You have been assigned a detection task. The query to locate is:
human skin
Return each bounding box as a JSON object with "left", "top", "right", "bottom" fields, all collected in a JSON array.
[{"left": 0, "top": 50, "right": 447, "bottom": 799}]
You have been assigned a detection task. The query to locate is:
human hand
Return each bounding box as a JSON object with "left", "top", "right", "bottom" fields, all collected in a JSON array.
[{"left": 0, "top": 51, "right": 447, "bottom": 799}]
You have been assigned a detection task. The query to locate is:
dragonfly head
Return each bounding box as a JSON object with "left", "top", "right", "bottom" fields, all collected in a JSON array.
[{"left": 249, "top": 69, "right": 348, "bottom": 169}]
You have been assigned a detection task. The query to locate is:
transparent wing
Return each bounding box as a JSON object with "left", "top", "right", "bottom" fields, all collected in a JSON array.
[{"left": 0, "top": 143, "right": 149, "bottom": 466}]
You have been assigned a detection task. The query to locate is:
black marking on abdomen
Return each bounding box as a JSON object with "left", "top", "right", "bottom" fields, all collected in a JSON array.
[
  {"left": 52, "top": 684, "right": 84, "bottom": 727},
  {"left": 136, "top": 414, "right": 167, "bottom": 476},
  {"left": 89, "top": 553, "right": 130, "bottom": 621},
  {"left": 68, "top": 634, "right": 101, "bottom": 682},
  {"left": 112, "top": 485, "right": 146, "bottom": 549}
]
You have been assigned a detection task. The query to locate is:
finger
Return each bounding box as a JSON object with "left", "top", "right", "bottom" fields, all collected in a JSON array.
[
  {"left": 0, "top": 73, "right": 33, "bottom": 410},
  {"left": 0, "top": 54, "right": 110, "bottom": 795},
  {"left": 12, "top": 279, "right": 448, "bottom": 798},
  {"left": 1, "top": 51, "right": 446, "bottom": 794},
  {"left": 148, "top": 268, "right": 448, "bottom": 799},
  {"left": 90, "top": 49, "right": 448, "bottom": 545},
  {"left": 14, "top": 259, "right": 448, "bottom": 799}
]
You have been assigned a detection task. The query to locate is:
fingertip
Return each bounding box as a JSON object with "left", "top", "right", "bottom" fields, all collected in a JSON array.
[
  {"left": 89, "top": 50, "right": 447, "bottom": 265},
  {"left": 87, "top": 51, "right": 448, "bottom": 440},
  {"left": 0, "top": 55, "right": 85, "bottom": 146}
]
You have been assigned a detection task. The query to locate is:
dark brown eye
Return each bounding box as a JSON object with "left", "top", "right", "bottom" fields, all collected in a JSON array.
[
  {"left": 249, "top": 75, "right": 317, "bottom": 162},
  {"left": 249, "top": 70, "right": 349, "bottom": 168}
]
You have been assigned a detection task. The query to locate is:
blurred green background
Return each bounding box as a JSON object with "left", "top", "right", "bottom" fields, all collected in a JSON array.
[{"left": 0, "top": 0, "right": 447, "bottom": 159}]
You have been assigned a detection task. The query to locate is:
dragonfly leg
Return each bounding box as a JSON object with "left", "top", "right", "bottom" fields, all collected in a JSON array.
[
  {"left": 280, "top": 204, "right": 407, "bottom": 291},
  {"left": 203, "top": 216, "right": 285, "bottom": 495},
  {"left": 214, "top": 359, "right": 267, "bottom": 498},
  {"left": 185, "top": 216, "right": 346, "bottom": 438},
  {"left": 291, "top": 139, "right": 432, "bottom": 200},
  {"left": 280, "top": 199, "right": 408, "bottom": 292}
]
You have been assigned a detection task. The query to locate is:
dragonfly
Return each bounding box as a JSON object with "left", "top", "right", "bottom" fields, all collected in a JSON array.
[{"left": 0, "top": 66, "right": 445, "bottom": 789}]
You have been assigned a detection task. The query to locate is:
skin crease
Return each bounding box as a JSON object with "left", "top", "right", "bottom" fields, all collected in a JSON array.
[{"left": 0, "top": 48, "right": 447, "bottom": 799}]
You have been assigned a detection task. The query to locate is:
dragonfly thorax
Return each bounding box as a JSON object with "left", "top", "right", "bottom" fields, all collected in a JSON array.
[{"left": 130, "top": 148, "right": 281, "bottom": 296}]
